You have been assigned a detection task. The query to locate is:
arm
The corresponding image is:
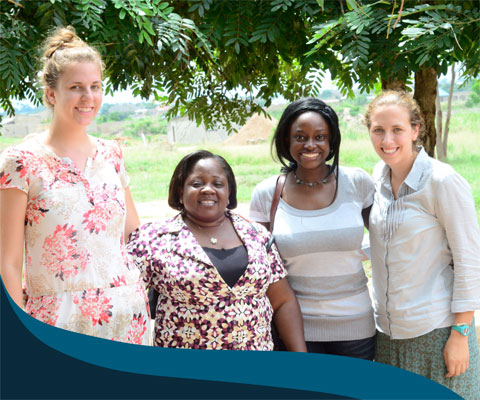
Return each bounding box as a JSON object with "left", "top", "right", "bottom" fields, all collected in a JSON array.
[
  {"left": 267, "top": 277, "right": 307, "bottom": 352},
  {"left": 124, "top": 187, "right": 140, "bottom": 242},
  {"left": 443, "top": 311, "right": 474, "bottom": 378},
  {"left": 0, "top": 188, "right": 27, "bottom": 309},
  {"left": 434, "top": 173, "right": 480, "bottom": 376}
]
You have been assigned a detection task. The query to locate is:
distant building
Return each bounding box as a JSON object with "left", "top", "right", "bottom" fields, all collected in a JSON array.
[
  {"left": 167, "top": 116, "right": 232, "bottom": 144},
  {"left": 0, "top": 110, "right": 50, "bottom": 137}
]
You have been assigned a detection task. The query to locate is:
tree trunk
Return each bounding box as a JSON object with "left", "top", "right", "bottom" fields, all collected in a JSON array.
[
  {"left": 443, "top": 65, "right": 455, "bottom": 159},
  {"left": 414, "top": 67, "right": 437, "bottom": 157},
  {"left": 435, "top": 91, "right": 445, "bottom": 160},
  {"left": 381, "top": 77, "right": 407, "bottom": 91}
]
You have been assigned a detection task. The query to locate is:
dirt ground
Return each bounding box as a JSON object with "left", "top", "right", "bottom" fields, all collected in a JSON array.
[{"left": 224, "top": 114, "right": 277, "bottom": 145}]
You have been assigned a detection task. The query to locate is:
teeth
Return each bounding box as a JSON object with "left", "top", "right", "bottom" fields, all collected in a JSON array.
[
  {"left": 77, "top": 107, "right": 93, "bottom": 112},
  {"left": 200, "top": 201, "right": 215, "bottom": 205},
  {"left": 302, "top": 153, "right": 319, "bottom": 158},
  {"left": 383, "top": 148, "right": 397, "bottom": 154}
]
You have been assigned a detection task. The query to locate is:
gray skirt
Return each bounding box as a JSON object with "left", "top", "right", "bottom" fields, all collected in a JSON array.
[{"left": 376, "top": 323, "right": 480, "bottom": 400}]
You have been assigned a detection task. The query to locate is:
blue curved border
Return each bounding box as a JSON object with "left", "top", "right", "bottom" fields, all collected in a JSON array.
[{"left": 1, "top": 283, "right": 461, "bottom": 399}]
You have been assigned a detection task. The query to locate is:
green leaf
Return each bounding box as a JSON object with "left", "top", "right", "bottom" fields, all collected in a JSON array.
[
  {"left": 119, "top": 9, "right": 126, "bottom": 20},
  {"left": 143, "top": 31, "right": 154, "bottom": 46},
  {"left": 142, "top": 19, "right": 155, "bottom": 35}
]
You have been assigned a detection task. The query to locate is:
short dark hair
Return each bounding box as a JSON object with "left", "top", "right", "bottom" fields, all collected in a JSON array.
[
  {"left": 168, "top": 150, "right": 238, "bottom": 211},
  {"left": 272, "top": 97, "right": 341, "bottom": 177}
]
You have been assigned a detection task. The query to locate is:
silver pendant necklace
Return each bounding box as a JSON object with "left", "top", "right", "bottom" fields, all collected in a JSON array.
[
  {"left": 189, "top": 216, "right": 226, "bottom": 245},
  {"left": 293, "top": 167, "right": 330, "bottom": 187}
]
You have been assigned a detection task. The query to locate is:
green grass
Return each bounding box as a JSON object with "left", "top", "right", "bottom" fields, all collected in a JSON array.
[{"left": 1, "top": 102, "right": 479, "bottom": 224}]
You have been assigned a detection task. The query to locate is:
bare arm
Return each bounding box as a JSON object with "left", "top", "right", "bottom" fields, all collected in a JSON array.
[
  {"left": 0, "top": 189, "right": 27, "bottom": 308},
  {"left": 443, "top": 311, "right": 474, "bottom": 378},
  {"left": 267, "top": 277, "right": 307, "bottom": 352},
  {"left": 124, "top": 187, "right": 140, "bottom": 242}
]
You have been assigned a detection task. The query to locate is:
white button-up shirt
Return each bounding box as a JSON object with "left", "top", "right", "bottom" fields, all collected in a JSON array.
[{"left": 369, "top": 147, "right": 480, "bottom": 339}]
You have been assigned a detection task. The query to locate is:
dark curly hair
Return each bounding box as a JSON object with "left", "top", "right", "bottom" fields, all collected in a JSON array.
[
  {"left": 272, "top": 97, "right": 341, "bottom": 180},
  {"left": 168, "top": 150, "right": 237, "bottom": 211}
]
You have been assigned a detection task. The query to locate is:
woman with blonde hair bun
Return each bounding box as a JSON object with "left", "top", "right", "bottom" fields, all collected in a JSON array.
[{"left": 0, "top": 27, "right": 149, "bottom": 344}]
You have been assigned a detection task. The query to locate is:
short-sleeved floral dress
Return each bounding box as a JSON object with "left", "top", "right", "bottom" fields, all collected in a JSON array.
[
  {"left": 0, "top": 135, "right": 149, "bottom": 344},
  {"left": 127, "top": 212, "right": 287, "bottom": 350}
]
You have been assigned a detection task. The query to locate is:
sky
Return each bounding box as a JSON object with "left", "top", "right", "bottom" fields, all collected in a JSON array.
[{"left": 8, "top": 71, "right": 338, "bottom": 112}]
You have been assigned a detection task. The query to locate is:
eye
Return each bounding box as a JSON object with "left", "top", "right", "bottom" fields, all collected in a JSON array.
[
  {"left": 191, "top": 181, "right": 202, "bottom": 188},
  {"left": 92, "top": 84, "right": 102, "bottom": 90},
  {"left": 71, "top": 85, "right": 81, "bottom": 90},
  {"left": 294, "top": 135, "right": 305, "bottom": 142},
  {"left": 393, "top": 127, "right": 402, "bottom": 134},
  {"left": 214, "top": 181, "right": 225, "bottom": 188},
  {"left": 372, "top": 128, "right": 383, "bottom": 135},
  {"left": 316, "top": 134, "right": 325, "bottom": 141}
]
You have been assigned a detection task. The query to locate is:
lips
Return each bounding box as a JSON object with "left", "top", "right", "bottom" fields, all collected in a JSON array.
[
  {"left": 199, "top": 200, "right": 216, "bottom": 206},
  {"left": 301, "top": 152, "right": 320, "bottom": 159},
  {"left": 76, "top": 107, "right": 94, "bottom": 113},
  {"left": 382, "top": 148, "right": 398, "bottom": 154}
]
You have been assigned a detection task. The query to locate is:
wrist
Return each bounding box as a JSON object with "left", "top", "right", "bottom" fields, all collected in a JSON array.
[{"left": 451, "top": 323, "right": 471, "bottom": 337}]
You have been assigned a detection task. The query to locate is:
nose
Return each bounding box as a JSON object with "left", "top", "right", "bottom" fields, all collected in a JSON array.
[
  {"left": 382, "top": 131, "right": 395, "bottom": 144},
  {"left": 304, "top": 137, "right": 315, "bottom": 149},
  {"left": 200, "top": 184, "right": 215, "bottom": 193},
  {"left": 81, "top": 89, "right": 92, "bottom": 100}
]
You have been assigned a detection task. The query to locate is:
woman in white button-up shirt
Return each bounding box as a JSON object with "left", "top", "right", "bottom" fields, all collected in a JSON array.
[{"left": 365, "top": 91, "right": 480, "bottom": 399}]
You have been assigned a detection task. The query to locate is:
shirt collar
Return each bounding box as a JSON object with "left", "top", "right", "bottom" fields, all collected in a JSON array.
[
  {"left": 378, "top": 146, "right": 429, "bottom": 193},
  {"left": 403, "top": 147, "right": 429, "bottom": 192}
]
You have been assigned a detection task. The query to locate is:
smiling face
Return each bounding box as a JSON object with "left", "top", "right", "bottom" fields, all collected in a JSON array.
[
  {"left": 181, "top": 158, "right": 230, "bottom": 225},
  {"left": 288, "top": 111, "right": 331, "bottom": 172},
  {"left": 45, "top": 61, "right": 102, "bottom": 128},
  {"left": 369, "top": 104, "right": 419, "bottom": 173}
]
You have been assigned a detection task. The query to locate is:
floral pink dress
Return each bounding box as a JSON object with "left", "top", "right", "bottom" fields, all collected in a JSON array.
[{"left": 0, "top": 135, "right": 149, "bottom": 344}]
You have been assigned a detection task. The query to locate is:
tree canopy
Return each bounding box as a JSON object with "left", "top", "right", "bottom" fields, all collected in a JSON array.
[{"left": 2, "top": 0, "right": 479, "bottom": 153}]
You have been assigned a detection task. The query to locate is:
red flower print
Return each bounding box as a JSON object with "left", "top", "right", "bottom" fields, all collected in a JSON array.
[
  {"left": 125, "top": 313, "right": 147, "bottom": 344},
  {"left": 82, "top": 185, "right": 123, "bottom": 234},
  {"left": 102, "top": 144, "right": 122, "bottom": 173},
  {"left": 78, "top": 288, "right": 113, "bottom": 326},
  {"left": 41, "top": 224, "right": 90, "bottom": 280},
  {"left": 12, "top": 156, "right": 28, "bottom": 178},
  {"left": 29, "top": 156, "right": 80, "bottom": 188},
  {"left": 0, "top": 171, "right": 12, "bottom": 187},
  {"left": 25, "top": 196, "right": 49, "bottom": 226},
  {"left": 26, "top": 295, "right": 61, "bottom": 326},
  {"left": 110, "top": 275, "right": 127, "bottom": 287}
]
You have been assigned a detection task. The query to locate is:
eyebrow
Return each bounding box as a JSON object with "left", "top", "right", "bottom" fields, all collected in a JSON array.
[
  {"left": 70, "top": 81, "right": 102, "bottom": 84},
  {"left": 293, "top": 127, "right": 328, "bottom": 132}
]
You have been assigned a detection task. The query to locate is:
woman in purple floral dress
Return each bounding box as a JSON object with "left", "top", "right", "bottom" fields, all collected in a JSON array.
[
  {"left": 0, "top": 27, "right": 149, "bottom": 344},
  {"left": 127, "top": 150, "right": 306, "bottom": 351}
]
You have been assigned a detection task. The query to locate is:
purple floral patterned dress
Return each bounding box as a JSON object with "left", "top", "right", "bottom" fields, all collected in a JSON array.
[
  {"left": 0, "top": 135, "right": 149, "bottom": 344},
  {"left": 127, "top": 211, "right": 286, "bottom": 350}
]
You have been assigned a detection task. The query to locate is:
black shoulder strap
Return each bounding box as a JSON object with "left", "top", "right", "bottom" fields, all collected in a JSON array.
[{"left": 269, "top": 174, "right": 287, "bottom": 233}]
